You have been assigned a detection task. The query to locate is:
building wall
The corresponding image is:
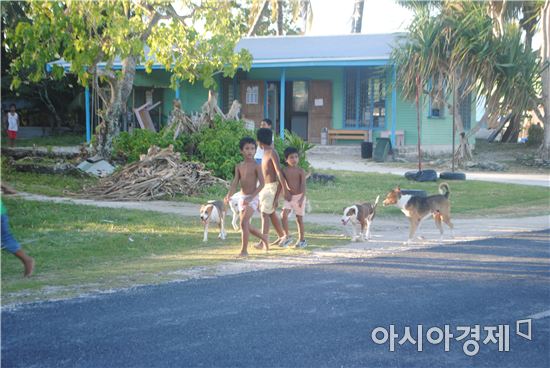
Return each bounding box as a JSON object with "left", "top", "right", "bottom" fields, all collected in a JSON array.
[{"left": 244, "top": 67, "right": 343, "bottom": 129}]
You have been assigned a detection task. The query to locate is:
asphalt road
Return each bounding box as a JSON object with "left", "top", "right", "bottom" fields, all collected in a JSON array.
[{"left": 2, "top": 230, "right": 550, "bottom": 368}]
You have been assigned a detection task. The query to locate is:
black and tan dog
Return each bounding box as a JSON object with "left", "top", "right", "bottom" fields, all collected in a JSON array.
[
  {"left": 341, "top": 196, "right": 380, "bottom": 241},
  {"left": 383, "top": 183, "right": 454, "bottom": 244}
]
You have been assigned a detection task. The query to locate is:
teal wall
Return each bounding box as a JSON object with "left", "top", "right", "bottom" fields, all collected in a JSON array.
[
  {"left": 130, "top": 67, "right": 476, "bottom": 148},
  {"left": 245, "top": 67, "right": 343, "bottom": 128}
]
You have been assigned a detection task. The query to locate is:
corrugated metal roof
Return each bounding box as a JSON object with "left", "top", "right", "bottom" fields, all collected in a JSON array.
[
  {"left": 236, "top": 33, "right": 402, "bottom": 65},
  {"left": 47, "top": 33, "right": 403, "bottom": 71}
]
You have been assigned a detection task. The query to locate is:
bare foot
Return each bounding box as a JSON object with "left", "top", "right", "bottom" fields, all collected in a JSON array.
[
  {"left": 236, "top": 252, "right": 249, "bottom": 258},
  {"left": 261, "top": 235, "right": 269, "bottom": 251},
  {"left": 253, "top": 241, "right": 263, "bottom": 250},
  {"left": 24, "top": 257, "right": 34, "bottom": 277},
  {"left": 270, "top": 237, "right": 283, "bottom": 246}
]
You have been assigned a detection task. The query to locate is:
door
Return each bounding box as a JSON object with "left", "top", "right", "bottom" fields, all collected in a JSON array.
[
  {"left": 308, "top": 81, "right": 332, "bottom": 143},
  {"left": 240, "top": 80, "right": 265, "bottom": 128}
]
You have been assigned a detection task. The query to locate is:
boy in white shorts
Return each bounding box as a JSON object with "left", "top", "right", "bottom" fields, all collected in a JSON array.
[{"left": 281, "top": 147, "right": 307, "bottom": 248}]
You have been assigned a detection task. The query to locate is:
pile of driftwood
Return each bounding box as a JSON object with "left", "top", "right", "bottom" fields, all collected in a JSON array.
[{"left": 85, "top": 145, "right": 226, "bottom": 200}]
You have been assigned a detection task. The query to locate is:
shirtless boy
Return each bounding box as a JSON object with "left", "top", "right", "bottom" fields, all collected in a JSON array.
[
  {"left": 256, "top": 128, "right": 291, "bottom": 249},
  {"left": 281, "top": 147, "right": 307, "bottom": 248},
  {"left": 225, "top": 137, "right": 269, "bottom": 257}
]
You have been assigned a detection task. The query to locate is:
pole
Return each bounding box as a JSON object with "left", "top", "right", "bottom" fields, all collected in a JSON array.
[
  {"left": 415, "top": 75, "right": 422, "bottom": 172},
  {"left": 452, "top": 76, "right": 456, "bottom": 172}
]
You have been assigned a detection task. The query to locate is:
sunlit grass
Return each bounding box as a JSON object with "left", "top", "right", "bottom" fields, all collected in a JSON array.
[{"left": 1, "top": 198, "right": 345, "bottom": 304}]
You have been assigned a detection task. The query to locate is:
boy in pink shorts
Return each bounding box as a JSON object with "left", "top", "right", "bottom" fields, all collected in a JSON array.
[{"left": 281, "top": 147, "right": 307, "bottom": 248}]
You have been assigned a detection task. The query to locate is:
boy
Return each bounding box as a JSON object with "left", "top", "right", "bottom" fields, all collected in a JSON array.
[
  {"left": 253, "top": 118, "right": 274, "bottom": 165},
  {"left": 225, "top": 137, "right": 269, "bottom": 257},
  {"left": 6, "top": 104, "right": 19, "bottom": 148},
  {"left": 1, "top": 185, "right": 34, "bottom": 276},
  {"left": 256, "top": 128, "right": 290, "bottom": 249},
  {"left": 281, "top": 147, "right": 307, "bottom": 248}
]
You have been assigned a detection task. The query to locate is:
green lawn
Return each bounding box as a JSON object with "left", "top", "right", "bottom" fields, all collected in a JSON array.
[
  {"left": 3, "top": 161, "right": 549, "bottom": 217},
  {"left": 1, "top": 198, "right": 345, "bottom": 305}
]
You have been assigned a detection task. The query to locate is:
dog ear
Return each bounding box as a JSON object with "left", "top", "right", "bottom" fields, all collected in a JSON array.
[{"left": 396, "top": 185, "right": 401, "bottom": 192}]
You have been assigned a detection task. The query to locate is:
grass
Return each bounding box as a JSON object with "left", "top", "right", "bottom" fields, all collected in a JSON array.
[
  {"left": 3, "top": 159, "right": 548, "bottom": 217},
  {"left": 1, "top": 132, "right": 85, "bottom": 147},
  {"left": 1, "top": 198, "right": 346, "bottom": 305}
]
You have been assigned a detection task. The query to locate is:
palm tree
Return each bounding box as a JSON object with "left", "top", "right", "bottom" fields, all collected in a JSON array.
[
  {"left": 247, "top": 0, "right": 313, "bottom": 36},
  {"left": 351, "top": 0, "right": 365, "bottom": 33},
  {"left": 392, "top": 1, "right": 541, "bottom": 166}
]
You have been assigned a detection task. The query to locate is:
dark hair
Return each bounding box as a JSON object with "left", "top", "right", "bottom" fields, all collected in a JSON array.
[
  {"left": 257, "top": 128, "right": 272, "bottom": 145},
  {"left": 284, "top": 146, "right": 299, "bottom": 159},
  {"left": 261, "top": 118, "right": 272, "bottom": 127},
  {"left": 9, "top": 104, "right": 16, "bottom": 108},
  {"left": 239, "top": 136, "right": 256, "bottom": 150}
]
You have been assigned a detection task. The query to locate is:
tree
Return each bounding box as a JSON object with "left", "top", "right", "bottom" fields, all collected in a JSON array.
[
  {"left": 247, "top": 0, "right": 313, "bottom": 36},
  {"left": 538, "top": 0, "right": 549, "bottom": 160},
  {"left": 351, "top": 0, "right": 365, "bottom": 33},
  {"left": 7, "top": 0, "right": 252, "bottom": 159},
  {"left": 392, "top": 1, "right": 542, "bottom": 165}
]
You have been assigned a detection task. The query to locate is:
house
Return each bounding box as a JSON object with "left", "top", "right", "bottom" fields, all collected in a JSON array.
[{"left": 48, "top": 33, "right": 475, "bottom": 154}]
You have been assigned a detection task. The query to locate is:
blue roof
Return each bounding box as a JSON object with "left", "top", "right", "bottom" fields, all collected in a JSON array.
[
  {"left": 47, "top": 33, "right": 402, "bottom": 72},
  {"left": 236, "top": 33, "right": 402, "bottom": 67}
]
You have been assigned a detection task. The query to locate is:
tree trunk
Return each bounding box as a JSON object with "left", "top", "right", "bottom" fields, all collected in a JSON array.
[
  {"left": 247, "top": 0, "right": 268, "bottom": 36},
  {"left": 351, "top": 0, "right": 365, "bottom": 33},
  {"left": 500, "top": 113, "right": 521, "bottom": 143},
  {"left": 94, "top": 56, "right": 137, "bottom": 160},
  {"left": 38, "top": 84, "right": 63, "bottom": 134},
  {"left": 451, "top": 78, "right": 473, "bottom": 165},
  {"left": 277, "top": 1, "right": 284, "bottom": 35},
  {"left": 539, "top": 0, "right": 550, "bottom": 160}
]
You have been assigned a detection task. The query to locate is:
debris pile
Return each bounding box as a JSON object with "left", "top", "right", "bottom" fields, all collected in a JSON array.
[{"left": 85, "top": 145, "right": 226, "bottom": 200}]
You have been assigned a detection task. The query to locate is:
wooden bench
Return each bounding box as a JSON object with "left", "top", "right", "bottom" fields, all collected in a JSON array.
[{"left": 327, "top": 129, "right": 369, "bottom": 144}]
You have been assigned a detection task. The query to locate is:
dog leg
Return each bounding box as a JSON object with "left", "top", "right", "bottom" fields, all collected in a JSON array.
[
  {"left": 360, "top": 222, "right": 366, "bottom": 241},
  {"left": 218, "top": 215, "right": 227, "bottom": 240},
  {"left": 405, "top": 218, "right": 419, "bottom": 244},
  {"left": 203, "top": 222, "right": 209, "bottom": 242},
  {"left": 442, "top": 215, "right": 454, "bottom": 238},
  {"left": 434, "top": 213, "right": 444, "bottom": 241},
  {"left": 365, "top": 220, "right": 372, "bottom": 240},
  {"left": 351, "top": 223, "right": 359, "bottom": 242},
  {"left": 231, "top": 207, "right": 240, "bottom": 231}
]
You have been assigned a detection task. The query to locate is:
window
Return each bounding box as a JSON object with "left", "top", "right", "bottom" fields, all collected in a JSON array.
[
  {"left": 429, "top": 76, "right": 445, "bottom": 118},
  {"left": 344, "top": 68, "right": 386, "bottom": 129},
  {"left": 292, "top": 81, "right": 308, "bottom": 112},
  {"left": 245, "top": 86, "right": 259, "bottom": 105},
  {"left": 459, "top": 91, "right": 472, "bottom": 130}
]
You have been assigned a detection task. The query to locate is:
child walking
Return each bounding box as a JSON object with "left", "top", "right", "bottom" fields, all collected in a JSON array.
[
  {"left": 225, "top": 137, "right": 269, "bottom": 257},
  {"left": 5, "top": 104, "right": 19, "bottom": 148},
  {"left": 1, "top": 185, "right": 34, "bottom": 276},
  {"left": 256, "top": 128, "right": 290, "bottom": 249},
  {"left": 281, "top": 147, "right": 307, "bottom": 248}
]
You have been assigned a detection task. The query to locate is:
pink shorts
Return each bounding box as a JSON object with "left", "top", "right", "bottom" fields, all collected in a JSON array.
[
  {"left": 283, "top": 194, "right": 306, "bottom": 216},
  {"left": 7, "top": 130, "right": 17, "bottom": 139}
]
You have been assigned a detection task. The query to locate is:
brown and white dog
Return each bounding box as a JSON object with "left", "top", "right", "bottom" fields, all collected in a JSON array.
[
  {"left": 341, "top": 196, "right": 380, "bottom": 241},
  {"left": 200, "top": 197, "right": 240, "bottom": 242},
  {"left": 200, "top": 200, "right": 227, "bottom": 242},
  {"left": 382, "top": 183, "right": 454, "bottom": 244}
]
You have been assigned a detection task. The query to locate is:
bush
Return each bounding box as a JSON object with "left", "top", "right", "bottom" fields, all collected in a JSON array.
[
  {"left": 526, "top": 124, "right": 544, "bottom": 147},
  {"left": 112, "top": 116, "right": 314, "bottom": 181},
  {"left": 113, "top": 129, "right": 188, "bottom": 162},
  {"left": 191, "top": 117, "right": 254, "bottom": 180}
]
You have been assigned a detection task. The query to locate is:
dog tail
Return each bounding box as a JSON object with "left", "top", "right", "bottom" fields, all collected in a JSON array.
[
  {"left": 373, "top": 195, "right": 380, "bottom": 209},
  {"left": 439, "top": 183, "right": 450, "bottom": 198}
]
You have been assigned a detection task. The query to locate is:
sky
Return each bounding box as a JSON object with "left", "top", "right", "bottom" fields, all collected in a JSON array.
[{"left": 308, "top": 0, "right": 414, "bottom": 35}]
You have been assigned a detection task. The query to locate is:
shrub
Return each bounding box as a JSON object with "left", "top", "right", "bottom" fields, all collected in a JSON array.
[
  {"left": 113, "top": 129, "right": 188, "bottom": 162},
  {"left": 526, "top": 124, "right": 544, "bottom": 147},
  {"left": 191, "top": 116, "right": 253, "bottom": 180}
]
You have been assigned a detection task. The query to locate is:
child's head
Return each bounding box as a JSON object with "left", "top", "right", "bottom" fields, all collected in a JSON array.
[
  {"left": 9, "top": 104, "right": 16, "bottom": 113},
  {"left": 257, "top": 128, "right": 272, "bottom": 148},
  {"left": 239, "top": 136, "right": 257, "bottom": 159},
  {"left": 260, "top": 118, "right": 273, "bottom": 129},
  {"left": 284, "top": 147, "right": 299, "bottom": 167}
]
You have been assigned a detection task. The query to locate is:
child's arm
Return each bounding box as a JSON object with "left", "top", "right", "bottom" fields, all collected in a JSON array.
[
  {"left": 270, "top": 151, "right": 291, "bottom": 197},
  {"left": 249, "top": 164, "right": 265, "bottom": 198},
  {"left": 224, "top": 165, "right": 240, "bottom": 203}
]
